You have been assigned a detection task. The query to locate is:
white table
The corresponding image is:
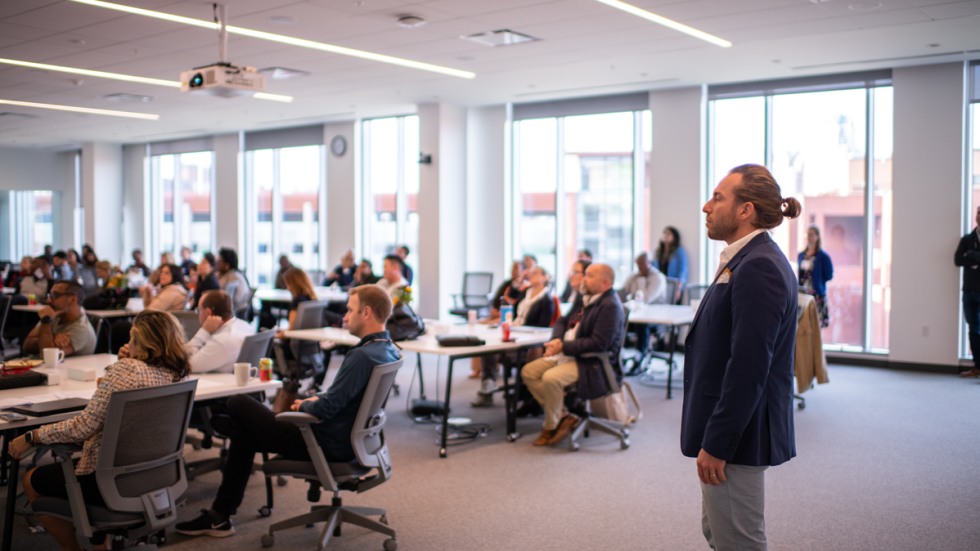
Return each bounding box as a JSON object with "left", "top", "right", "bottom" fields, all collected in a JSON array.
[
  {"left": 286, "top": 324, "right": 552, "bottom": 457},
  {"left": 0, "top": 354, "right": 280, "bottom": 546},
  {"left": 626, "top": 303, "right": 696, "bottom": 399},
  {"left": 254, "top": 286, "right": 349, "bottom": 305},
  {"left": 1, "top": 287, "right": 13, "bottom": 295},
  {"left": 11, "top": 304, "right": 43, "bottom": 313}
]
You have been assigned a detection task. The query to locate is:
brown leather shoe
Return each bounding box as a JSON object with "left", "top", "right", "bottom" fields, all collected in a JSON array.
[
  {"left": 533, "top": 428, "right": 557, "bottom": 446},
  {"left": 547, "top": 414, "right": 581, "bottom": 446},
  {"left": 959, "top": 368, "right": 980, "bottom": 378}
]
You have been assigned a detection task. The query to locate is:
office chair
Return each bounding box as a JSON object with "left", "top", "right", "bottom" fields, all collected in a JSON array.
[
  {"left": 448, "top": 272, "right": 494, "bottom": 319},
  {"left": 170, "top": 310, "right": 202, "bottom": 341},
  {"left": 0, "top": 295, "right": 20, "bottom": 360},
  {"left": 274, "top": 300, "right": 330, "bottom": 389},
  {"left": 260, "top": 359, "right": 403, "bottom": 550},
  {"left": 186, "top": 330, "right": 276, "bottom": 482},
  {"left": 563, "top": 308, "right": 635, "bottom": 451},
  {"left": 32, "top": 379, "right": 198, "bottom": 549}
]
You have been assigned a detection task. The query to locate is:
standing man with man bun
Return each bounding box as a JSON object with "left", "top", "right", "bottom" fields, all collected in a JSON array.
[{"left": 682, "top": 164, "right": 801, "bottom": 550}]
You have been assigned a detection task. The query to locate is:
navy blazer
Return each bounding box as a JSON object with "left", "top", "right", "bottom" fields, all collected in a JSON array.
[
  {"left": 681, "top": 232, "right": 797, "bottom": 467},
  {"left": 552, "top": 288, "right": 624, "bottom": 400}
]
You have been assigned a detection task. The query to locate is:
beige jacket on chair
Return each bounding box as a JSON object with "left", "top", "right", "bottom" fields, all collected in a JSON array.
[{"left": 795, "top": 294, "right": 829, "bottom": 394}]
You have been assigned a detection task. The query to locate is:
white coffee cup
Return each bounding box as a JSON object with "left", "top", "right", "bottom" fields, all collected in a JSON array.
[
  {"left": 234, "top": 362, "right": 258, "bottom": 386},
  {"left": 43, "top": 348, "right": 65, "bottom": 370}
]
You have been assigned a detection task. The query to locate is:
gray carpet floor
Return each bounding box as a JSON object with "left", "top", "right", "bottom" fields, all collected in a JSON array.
[{"left": 3, "top": 356, "right": 980, "bottom": 550}]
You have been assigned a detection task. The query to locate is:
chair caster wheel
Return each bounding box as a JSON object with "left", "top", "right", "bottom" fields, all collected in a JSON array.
[
  {"left": 276, "top": 476, "right": 288, "bottom": 487},
  {"left": 797, "top": 402, "right": 805, "bottom": 410},
  {"left": 570, "top": 443, "right": 580, "bottom": 451},
  {"left": 379, "top": 514, "right": 388, "bottom": 525},
  {"left": 383, "top": 538, "right": 398, "bottom": 551},
  {"left": 261, "top": 533, "right": 274, "bottom": 548},
  {"left": 506, "top": 432, "right": 520, "bottom": 442},
  {"left": 621, "top": 439, "right": 631, "bottom": 450},
  {"left": 439, "top": 448, "right": 447, "bottom": 458},
  {"left": 258, "top": 506, "right": 272, "bottom": 517}
]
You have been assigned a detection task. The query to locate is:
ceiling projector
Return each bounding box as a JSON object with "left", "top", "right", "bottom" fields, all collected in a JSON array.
[{"left": 180, "top": 63, "right": 265, "bottom": 98}]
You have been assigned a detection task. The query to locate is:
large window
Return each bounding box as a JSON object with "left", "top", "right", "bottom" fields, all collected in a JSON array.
[
  {"left": 148, "top": 151, "right": 213, "bottom": 262},
  {"left": 0, "top": 190, "right": 57, "bottom": 260},
  {"left": 963, "top": 63, "right": 980, "bottom": 359},
  {"left": 512, "top": 109, "right": 649, "bottom": 287},
  {"left": 245, "top": 145, "right": 324, "bottom": 286},
  {"left": 362, "top": 115, "right": 419, "bottom": 273},
  {"left": 708, "top": 74, "right": 893, "bottom": 352}
]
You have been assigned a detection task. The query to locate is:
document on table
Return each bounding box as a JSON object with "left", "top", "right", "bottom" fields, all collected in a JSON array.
[{"left": 0, "top": 390, "right": 94, "bottom": 409}]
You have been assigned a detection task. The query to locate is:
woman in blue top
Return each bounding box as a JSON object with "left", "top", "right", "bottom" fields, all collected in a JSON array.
[
  {"left": 798, "top": 225, "right": 834, "bottom": 328},
  {"left": 653, "top": 226, "right": 688, "bottom": 283}
]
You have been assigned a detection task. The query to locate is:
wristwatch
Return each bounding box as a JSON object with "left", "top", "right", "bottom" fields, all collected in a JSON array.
[
  {"left": 40, "top": 315, "right": 52, "bottom": 324},
  {"left": 24, "top": 430, "right": 35, "bottom": 446}
]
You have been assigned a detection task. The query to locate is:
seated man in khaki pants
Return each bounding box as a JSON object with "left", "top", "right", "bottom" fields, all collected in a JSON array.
[{"left": 521, "top": 263, "right": 624, "bottom": 447}]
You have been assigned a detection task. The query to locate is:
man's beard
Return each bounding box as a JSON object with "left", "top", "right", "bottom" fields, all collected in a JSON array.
[{"left": 707, "top": 212, "right": 738, "bottom": 242}]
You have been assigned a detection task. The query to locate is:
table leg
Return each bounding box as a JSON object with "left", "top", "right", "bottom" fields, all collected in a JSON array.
[
  {"left": 438, "top": 359, "right": 455, "bottom": 458},
  {"left": 3, "top": 454, "right": 19, "bottom": 551},
  {"left": 666, "top": 325, "right": 678, "bottom": 399},
  {"left": 0, "top": 433, "right": 9, "bottom": 486}
]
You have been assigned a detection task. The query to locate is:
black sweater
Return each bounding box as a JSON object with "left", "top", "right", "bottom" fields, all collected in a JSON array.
[{"left": 955, "top": 229, "right": 980, "bottom": 292}]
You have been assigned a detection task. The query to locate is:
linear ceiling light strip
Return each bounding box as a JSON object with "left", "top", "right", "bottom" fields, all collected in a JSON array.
[
  {"left": 71, "top": 0, "right": 476, "bottom": 79},
  {"left": 594, "top": 0, "right": 732, "bottom": 48},
  {"left": 0, "top": 98, "right": 159, "bottom": 120}
]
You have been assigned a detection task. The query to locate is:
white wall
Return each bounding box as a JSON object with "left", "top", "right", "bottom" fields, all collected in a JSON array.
[
  {"left": 648, "top": 87, "right": 706, "bottom": 285},
  {"left": 0, "top": 147, "right": 77, "bottom": 252},
  {"left": 888, "top": 63, "right": 965, "bottom": 367}
]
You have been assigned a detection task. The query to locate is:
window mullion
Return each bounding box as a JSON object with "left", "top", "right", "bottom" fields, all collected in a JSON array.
[
  {"left": 863, "top": 88, "right": 875, "bottom": 351},
  {"left": 555, "top": 118, "right": 566, "bottom": 278}
]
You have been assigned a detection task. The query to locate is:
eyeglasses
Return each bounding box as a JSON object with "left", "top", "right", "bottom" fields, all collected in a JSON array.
[{"left": 48, "top": 291, "right": 71, "bottom": 300}]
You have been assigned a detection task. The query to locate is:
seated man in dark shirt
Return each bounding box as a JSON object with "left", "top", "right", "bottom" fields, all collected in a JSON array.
[{"left": 176, "top": 284, "right": 401, "bottom": 538}]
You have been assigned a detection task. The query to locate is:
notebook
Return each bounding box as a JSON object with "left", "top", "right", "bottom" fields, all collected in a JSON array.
[{"left": 9, "top": 397, "right": 89, "bottom": 417}]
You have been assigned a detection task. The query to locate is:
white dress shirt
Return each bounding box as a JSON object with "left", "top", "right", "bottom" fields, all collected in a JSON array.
[
  {"left": 715, "top": 228, "right": 767, "bottom": 280},
  {"left": 186, "top": 317, "right": 255, "bottom": 373}
]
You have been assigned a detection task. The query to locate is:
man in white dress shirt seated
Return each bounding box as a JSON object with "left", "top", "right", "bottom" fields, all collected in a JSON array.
[
  {"left": 620, "top": 252, "right": 667, "bottom": 357},
  {"left": 376, "top": 254, "right": 408, "bottom": 300},
  {"left": 187, "top": 290, "right": 255, "bottom": 373}
]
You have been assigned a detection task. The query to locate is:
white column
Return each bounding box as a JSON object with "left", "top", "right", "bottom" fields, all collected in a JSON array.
[
  {"left": 889, "top": 63, "right": 964, "bottom": 366},
  {"left": 81, "top": 143, "right": 124, "bottom": 265},
  {"left": 325, "top": 121, "right": 357, "bottom": 268},
  {"left": 417, "top": 103, "right": 467, "bottom": 319},
  {"left": 212, "top": 133, "right": 241, "bottom": 252},
  {"left": 121, "top": 144, "right": 146, "bottom": 257},
  {"left": 648, "top": 87, "right": 706, "bottom": 285},
  {"left": 466, "top": 106, "right": 508, "bottom": 284}
]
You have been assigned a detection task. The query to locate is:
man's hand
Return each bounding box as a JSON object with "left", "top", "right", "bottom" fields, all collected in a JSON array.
[
  {"left": 52, "top": 333, "right": 71, "bottom": 348},
  {"left": 543, "top": 338, "right": 563, "bottom": 357},
  {"left": 696, "top": 448, "right": 727, "bottom": 485},
  {"left": 290, "top": 396, "right": 319, "bottom": 411},
  {"left": 37, "top": 305, "right": 59, "bottom": 319},
  {"left": 117, "top": 344, "right": 131, "bottom": 359},
  {"left": 201, "top": 315, "right": 224, "bottom": 334}
]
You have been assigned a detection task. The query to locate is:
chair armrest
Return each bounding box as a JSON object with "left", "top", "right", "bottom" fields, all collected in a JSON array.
[
  {"left": 579, "top": 351, "right": 611, "bottom": 359},
  {"left": 43, "top": 442, "right": 84, "bottom": 459},
  {"left": 275, "top": 411, "right": 319, "bottom": 426}
]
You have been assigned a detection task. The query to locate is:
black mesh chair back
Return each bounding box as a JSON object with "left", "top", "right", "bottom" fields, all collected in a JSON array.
[
  {"left": 78, "top": 266, "right": 100, "bottom": 296},
  {"left": 32, "top": 379, "right": 197, "bottom": 544},
  {"left": 665, "top": 277, "right": 684, "bottom": 305},
  {"left": 171, "top": 310, "right": 202, "bottom": 341},
  {"left": 237, "top": 330, "right": 275, "bottom": 366},
  {"left": 449, "top": 272, "right": 494, "bottom": 318}
]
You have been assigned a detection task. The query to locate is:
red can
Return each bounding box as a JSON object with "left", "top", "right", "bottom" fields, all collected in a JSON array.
[{"left": 259, "top": 357, "right": 273, "bottom": 382}]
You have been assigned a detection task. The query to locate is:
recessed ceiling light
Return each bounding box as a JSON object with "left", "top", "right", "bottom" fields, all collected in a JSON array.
[
  {"left": 594, "top": 0, "right": 732, "bottom": 48},
  {"left": 69, "top": 0, "right": 475, "bottom": 79},
  {"left": 258, "top": 66, "right": 310, "bottom": 80},
  {"left": 103, "top": 92, "right": 154, "bottom": 103},
  {"left": 848, "top": 2, "right": 882, "bottom": 10},
  {"left": 463, "top": 29, "right": 538, "bottom": 47},
  {"left": 396, "top": 15, "right": 426, "bottom": 28}
]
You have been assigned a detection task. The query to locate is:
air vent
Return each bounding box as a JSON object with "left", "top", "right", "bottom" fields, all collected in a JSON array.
[
  {"left": 258, "top": 66, "right": 310, "bottom": 80},
  {"left": 103, "top": 93, "right": 154, "bottom": 103},
  {"left": 462, "top": 29, "right": 538, "bottom": 47}
]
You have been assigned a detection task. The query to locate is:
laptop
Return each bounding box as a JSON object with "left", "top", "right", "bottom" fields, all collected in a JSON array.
[{"left": 9, "top": 397, "right": 89, "bottom": 417}]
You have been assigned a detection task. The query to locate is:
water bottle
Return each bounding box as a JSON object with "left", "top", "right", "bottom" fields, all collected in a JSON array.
[
  {"left": 500, "top": 305, "right": 513, "bottom": 324},
  {"left": 502, "top": 311, "right": 513, "bottom": 341}
]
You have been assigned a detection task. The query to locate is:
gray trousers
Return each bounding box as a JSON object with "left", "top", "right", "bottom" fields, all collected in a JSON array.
[{"left": 701, "top": 464, "right": 768, "bottom": 551}]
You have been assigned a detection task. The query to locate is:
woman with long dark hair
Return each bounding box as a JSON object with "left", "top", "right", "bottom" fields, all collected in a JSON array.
[
  {"left": 140, "top": 263, "right": 188, "bottom": 311},
  {"left": 653, "top": 226, "right": 688, "bottom": 283},
  {"left": 798, "top": 225, "right": 834, "bottom": 328}
]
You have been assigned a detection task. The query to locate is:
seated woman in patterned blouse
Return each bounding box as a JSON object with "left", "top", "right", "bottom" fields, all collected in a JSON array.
[{"left": 9, "top": 310, "right": 190, "bottom": 551}]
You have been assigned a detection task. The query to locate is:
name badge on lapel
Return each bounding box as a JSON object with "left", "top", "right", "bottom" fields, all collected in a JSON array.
[{"left": 716, "top": 268, "right": 732, "bottom": 284}]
